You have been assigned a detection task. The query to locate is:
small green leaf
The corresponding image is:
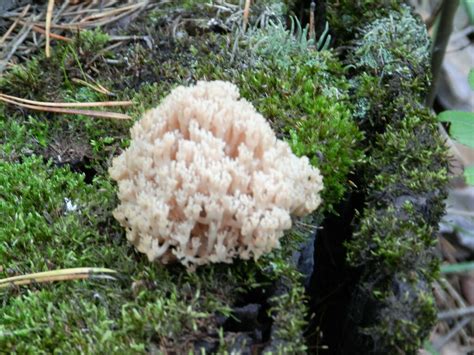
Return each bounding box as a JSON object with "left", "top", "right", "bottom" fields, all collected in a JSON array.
[
  {"left": 423, "top": 340, "right": 440, "bottom": 355},
  {"left": 469, "top": 68, "right": 474, "bottom": 90},
  {"left": 465, "top": 166, "right": 474, "bottom": 185},
  {"left": 438, "top": 110, "right": 474, "bottom": 148},
  {"left": 463, "top": 0, "right": 474, "bottom": 25}
]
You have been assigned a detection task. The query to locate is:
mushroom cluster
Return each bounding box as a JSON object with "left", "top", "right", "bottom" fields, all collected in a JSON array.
[{"left": 109, "top": 81, "right": 323, "bottom": 268}]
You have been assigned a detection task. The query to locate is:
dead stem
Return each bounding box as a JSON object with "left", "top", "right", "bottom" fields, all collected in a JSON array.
[
  {"left": 243, "top": 0, "right": 251, "bottom": 31},
  {"left": 45, "top": 0, "right": 55, "bottom": 57}
]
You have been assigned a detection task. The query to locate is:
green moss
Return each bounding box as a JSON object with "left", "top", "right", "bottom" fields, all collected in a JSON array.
[
  {"left": 327, "top": 0, "right": 403, "bottom": 43},
  {"left": 347, "top": 204, "right": 439, "bottom": 275},
  {"left": 358, "top": 273, "right": 438, "bottom": 354},
  {"left": 236, "top": 23, "right": 364, "bottom": 211},
  {"left": 349, "top": 7, "right": 432, "bottom": 136},
  {"left": 368, "top": 112, "right": 448, "bottom": 196},
  {"left": 0, "top": 156, "right": 309, "bottom": 352},
  {"left": 266, "top": 284, "right": 308, "bottom": 353}
]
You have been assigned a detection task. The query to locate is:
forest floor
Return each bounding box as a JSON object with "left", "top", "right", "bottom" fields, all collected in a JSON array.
[{"left": 0, "top": 0, "right": 473, "bottom": 353}]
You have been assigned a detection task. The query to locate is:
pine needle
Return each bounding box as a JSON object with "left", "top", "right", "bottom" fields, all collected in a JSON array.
[
  {"left": 0, "top": 93, "right": 131, "bottom": 108},
  {"left": 0, "top": 267, "right": 118, "bottom": 289},
  {"left": 0, "top": 94, "right": 131, "bottom": 120}
]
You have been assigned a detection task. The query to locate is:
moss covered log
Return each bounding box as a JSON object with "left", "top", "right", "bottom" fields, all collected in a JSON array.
[{"left": 339, "top": 4, "right": 448, "bottom": 354}]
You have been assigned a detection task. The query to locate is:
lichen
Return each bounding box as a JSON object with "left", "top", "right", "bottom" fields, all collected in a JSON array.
[{"left": 351, "top": 5, "right": 430, "bottom": 80}]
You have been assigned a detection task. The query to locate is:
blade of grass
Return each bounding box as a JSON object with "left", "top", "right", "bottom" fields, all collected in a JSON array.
[
  {"left": 462, "top": 0, "right": 474, "bottom": 24},
  {"left": 441, "top": 261, "right": 474, "bottom": 274}
]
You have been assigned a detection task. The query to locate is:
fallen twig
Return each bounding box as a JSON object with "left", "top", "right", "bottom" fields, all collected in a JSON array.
[
  {"left": 0, "top": 20, "right": 35, "bottom": 74},
  {"left": 309, "top": 1, "right": 316, "bottom": 43}
]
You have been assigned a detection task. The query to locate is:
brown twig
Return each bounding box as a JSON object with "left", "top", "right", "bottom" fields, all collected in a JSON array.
[
  {"left": 243, "top": 0, "right": 251, "bottom": 31},
  {"left": 79, "top": 2, "right": 143, "bottom": 22},
  {"left": 434, "top": 317, "right": 472, "bottom": 351},
  {"left": 30, "top": 1, "right": 150, "bottom": 30},
  {"left": 425, "top": 0, "right": 444, "bottom": 30},
  {"left": 439, "top": 277, "right": 471, "bottom": 344},
  {"left": 45, "top": 0, "right": 55, "bottom": 58},
  {"left": 0, "top": 19, "right": 36, "bottom": 74},
  {"left": 309, "top": 1, "right": 316, "bottom": 43}
]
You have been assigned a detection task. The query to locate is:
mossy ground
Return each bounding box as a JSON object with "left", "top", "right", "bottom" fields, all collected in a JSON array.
[
  {"left": 0, "top": 1, "right": 448, "bottom": 353},
  {"left": 0, "top": 2, "right": 363, "bottom": 353}
]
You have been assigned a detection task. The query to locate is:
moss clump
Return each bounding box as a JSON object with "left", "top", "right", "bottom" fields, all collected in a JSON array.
[
  {"left": 327, "top": 0, "right": 403, "bottom": 43},
  {"left": 347, "top": 204, "right": 439, "bottom": 273},
  {"left": 349, "top": 6, "right": 432, "bottom": 133},
  {"left": 350, "top": 271, "right": 438, "bottom": 354},
  {"left": 0, "top": 156, "right": 112, "bottom": 272},
  {"left": 351, "top": 5, "right": 430, "bottom": 80},
  {"left": 343, "top": 113, "right": 447, "bottom": 354},
  {"left": 229, "top": 56, "right": 363, "bottom": 212},
  {"left": 265, "top": 284, "right": 308, "bottom": 353}
]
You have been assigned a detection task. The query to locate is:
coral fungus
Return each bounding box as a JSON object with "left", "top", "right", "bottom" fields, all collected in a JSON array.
[{"left": 109, "top": 81, "right": 323, "bottom": 268}]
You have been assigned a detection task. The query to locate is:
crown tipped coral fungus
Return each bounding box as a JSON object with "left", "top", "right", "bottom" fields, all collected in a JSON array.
[{"left": 109, "top": 81, "right": 323, "bottom": 268}]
